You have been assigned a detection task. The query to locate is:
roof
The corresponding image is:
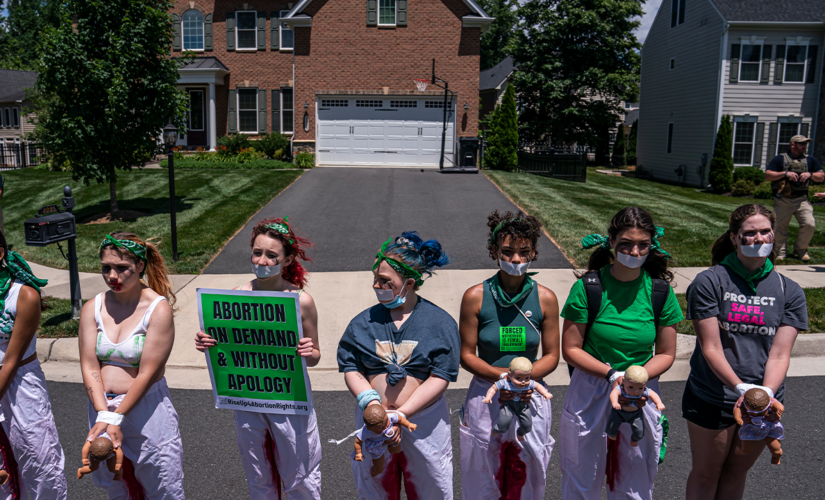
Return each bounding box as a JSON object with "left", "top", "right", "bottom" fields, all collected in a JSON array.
[
  {"left": 479, "top": 56, "right": 514, "bottom": 91},
  {"left": 711, "top": 0, "right": 825, "bottom": 23},
  {"left": 0, "top": 69, "right": 37, "bottom": 102},
  {"left": 179, "top": 57, "right": 229, "bottom": 71},
  {"left": 285, "top": 0, "right": 492, "bottom": 21},
  {"left": 623, "top": 108, "right": 639, "bottom": 126}
]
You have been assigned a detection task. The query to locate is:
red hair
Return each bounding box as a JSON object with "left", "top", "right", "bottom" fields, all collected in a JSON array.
[{"left": 249, "top": 218, "right": 313, "bottom": 289}]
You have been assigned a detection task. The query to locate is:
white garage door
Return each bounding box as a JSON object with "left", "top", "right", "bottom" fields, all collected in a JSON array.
[{"left": 316, "top": 97, "right": 455, "bottom": 166}]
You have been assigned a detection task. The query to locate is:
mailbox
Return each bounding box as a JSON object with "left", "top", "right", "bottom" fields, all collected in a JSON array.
[{"left": 24, "top": 205, "right": 76, "bottom": 247}]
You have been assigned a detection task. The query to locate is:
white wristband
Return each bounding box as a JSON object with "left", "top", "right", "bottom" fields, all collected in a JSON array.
[
  {"left": 609, "top": 371, "right": 625, "bottom": 385},
  {"left": 735, "top": 383, "right": 774, "bottom": 399},
  {"left": 96, "top": 411, "right": 124, "bottom": 426}
]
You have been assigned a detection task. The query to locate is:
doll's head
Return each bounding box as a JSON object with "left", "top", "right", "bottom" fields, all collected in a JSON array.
[
  {"left": 623, "top": 365, "right": 649, "bottom": 396},
  {"left": 89, "top": 437, "right": 113, "bottom": 462},
  {"left": 363, "top": 405, "right": 389, "bottom": 434},
  {"left": 508, "top": 357, "right": 533, "bottom": 388},
  {"left": 743, "top": 388, "right": 770, "bottom": 413}
]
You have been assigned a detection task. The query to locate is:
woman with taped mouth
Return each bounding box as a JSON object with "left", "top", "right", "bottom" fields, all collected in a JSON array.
[
  {"left": 337, "top": 232, "right": 459, "bottom": 499},
  {"left": 196, "top": 217, "right": 323, "bottom": 499}
]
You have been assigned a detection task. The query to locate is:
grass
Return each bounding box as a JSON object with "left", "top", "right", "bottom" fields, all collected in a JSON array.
[
  {"left": 674, "top": 289, "right": 825, "bottom": 335},
  {"left": 159, "top": 159, "right": 299, "bottom": 169},
  {"left": 4, "top": 168, "right": 301, "bottom": 274},
  {"left": 39, "top": 297, "right": 79, "bottom": 338},
  {"left": 485, "top": 168, "right": 825, "bottom": 268}
]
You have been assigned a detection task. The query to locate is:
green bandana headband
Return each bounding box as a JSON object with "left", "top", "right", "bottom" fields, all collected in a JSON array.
[
  {"left": 372, "top": 238, "right": 424, "bottom": 287},
  {"left": 490, "top": 218, "right": 525, "bottom": 246},
  {"left": 265, "top": 216, "right": 294, "bottom": 245},
  {"left": 581, "top": 226, "right": 671, "bottom": 259},
  {"left": 100, "top": 235, "right": 147, "bottom": 262}
]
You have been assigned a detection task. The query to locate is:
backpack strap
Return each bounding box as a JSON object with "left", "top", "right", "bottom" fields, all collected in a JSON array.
[
  {"left": 651, "top": 278, "right": 670, "bottom": 328},
  {"left": 569, "top": 270, "right": 603, "bottom": 377}
]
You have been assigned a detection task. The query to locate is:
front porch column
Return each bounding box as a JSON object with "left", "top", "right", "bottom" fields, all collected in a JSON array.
[{"left": 208, "top": 83, "right": 217, "bottom": 152}]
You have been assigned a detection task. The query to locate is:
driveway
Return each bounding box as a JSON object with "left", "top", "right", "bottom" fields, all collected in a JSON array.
[{"left": 205, "top": 168, "right": 572, "bottom": 273}]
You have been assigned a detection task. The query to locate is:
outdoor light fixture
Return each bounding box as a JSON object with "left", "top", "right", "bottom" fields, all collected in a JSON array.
[
  {"left": 163, "top": 122, "right": 179, "bottom": 148},
  {"left": 304, "top": 113, "right": 310, "bottom": 132},
  {"left": 304, "top": 101, "right": 309, "bottom": 109},
  {"left": 464, "top": 102, "right": 469, "bottom": 110},
  {"left": 163, "top": 120, "right": 179, "bottom": 262}
]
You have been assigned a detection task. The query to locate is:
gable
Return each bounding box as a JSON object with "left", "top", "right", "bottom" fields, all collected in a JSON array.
[{"left": 711, "top": 0, "right": 825, "bottom": 23}]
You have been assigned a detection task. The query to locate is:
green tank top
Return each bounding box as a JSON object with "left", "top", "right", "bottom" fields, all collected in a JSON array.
[{"left": 477, "top": 276, "right": 543, "bottom": 368}]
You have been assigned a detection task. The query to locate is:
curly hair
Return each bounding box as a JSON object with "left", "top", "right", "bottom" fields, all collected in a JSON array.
[
  {"left": 380, "top": 231, "right": 451, "bottom": 289},
  {"left": 711, "top": 204, "right": 776, "bottom": 265},
  {"left": 486, "top": 210, "right": 542, "bottom": 260},
  {"left": 249, "top": 218, "right": 313, "bottom": 289}
]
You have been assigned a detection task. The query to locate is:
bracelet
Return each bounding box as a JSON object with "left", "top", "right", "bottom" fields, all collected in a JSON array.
[
  {"left": 605, "top": 369, "right": 617, "bottom": 382},
  {"left": 96, "top": 411, "right": 124, "bottom": 426}
]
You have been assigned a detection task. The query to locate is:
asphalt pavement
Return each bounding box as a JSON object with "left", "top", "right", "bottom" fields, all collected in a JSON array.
[
  {"left": 51, "top": 377, "right": 823, "bottom": 499},
  {"left": 204, "top": 168, "right": 572, "bottom": 274}
]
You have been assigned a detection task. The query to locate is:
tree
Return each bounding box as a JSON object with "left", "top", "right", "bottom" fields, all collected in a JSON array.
[
  {"left": 0, "top": 0, "right": 62, "bottom": 70},
  {"left": 484, "top": 84, "right": 519, "bottom": 171},
  {"left": 510, "top": 0, "right": 642, "bottom": 146},
  {"left": 627, "top": 118, "right": 638, "bottom": 159},
  {"left": 477, "top": 0, "right": 518, "bottom": 70},
  {"left": 709, "top": 115, "right": 734, "bottom": 192},
  {"left": 36, "top": 0, "right": 192, "bottom": 212},
  {"left": 612, "top": 129, "right": 626, "bottom": 166}
]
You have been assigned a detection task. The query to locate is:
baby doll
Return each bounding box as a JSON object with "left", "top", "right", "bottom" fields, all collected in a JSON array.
[
  {"left": 77, "top": 437, "right": 123, "bottom": 481},
  {"left": 606, "top": 365, "right": 665, "bottom": 447},
  {"left": 482, "top": 357, "right": 553, "bottom": 442},
  {"left": 733, "top": 387, "right": 784, "bottom": 464},
  {"left": 354, "top": 405, "right": 417, "bottom": 477}
]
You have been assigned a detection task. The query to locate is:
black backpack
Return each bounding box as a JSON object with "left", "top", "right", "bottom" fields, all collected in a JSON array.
[{"left": 568, "top": 270, "right": 671, "bottom": 376}]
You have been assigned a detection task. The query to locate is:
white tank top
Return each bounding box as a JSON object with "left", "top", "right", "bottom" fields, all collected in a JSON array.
[
  {"left": 95, "top": 293, "right": 166, "bottom": 368},
  {"left": 0, "top": 281, "right": 37, "bottom": 365}
]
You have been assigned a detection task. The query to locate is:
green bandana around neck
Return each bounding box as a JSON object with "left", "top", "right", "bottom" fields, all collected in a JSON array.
[
  {"left": 488, "top": 272, "right": 535, "bottom": 308},
  {"left": 720, "top": 252, "right": 774, "bottom": 295},
  {"left": 265, "top": 216, "right": 294, "bottom": 244},
  {"left": 0, "top": 251, "right": 48, "bottom": 312},
  {"left": 372, "top": 238, "right": 424, "bottom": 287},
  {"left": 100, "top": 235, "right": 147, "bottom": 262}
]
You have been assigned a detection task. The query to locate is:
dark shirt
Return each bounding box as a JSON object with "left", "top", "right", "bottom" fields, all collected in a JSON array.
[{"left": 766, "top": 153, "right": 822, "bottom": 174}]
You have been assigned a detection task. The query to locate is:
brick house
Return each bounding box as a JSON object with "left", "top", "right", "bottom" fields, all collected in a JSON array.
[{"left": 170, "top": 0, "right": 492, "bottom": 166}]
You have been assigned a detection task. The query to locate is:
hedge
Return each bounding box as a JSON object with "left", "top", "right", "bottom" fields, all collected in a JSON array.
[{"left": 160, "top": 159, "right": 297, "bottom": 169}]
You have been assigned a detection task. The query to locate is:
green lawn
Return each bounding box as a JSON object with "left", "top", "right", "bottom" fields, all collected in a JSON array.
[
  {"left": 3, "top": 168, "right": 301, "bottom": 274},
  {"left": 675, "top": 289, "right": 825, "bottom": 335},
  {"left": 485, "top": 168, "right": 825, "bottom": 268},
  {"left": 39, "top": 297, "right": 79, "bottom": 338}
]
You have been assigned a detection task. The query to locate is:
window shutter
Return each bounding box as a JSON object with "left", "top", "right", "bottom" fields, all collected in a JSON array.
[
  {"left": 257, "top": 11, "right": 266, "bottom": 50},
  {"left": 768, "top": 122, "right": 778, "bottom": 158},
  {"left": 272, "top": 89, "right": 281, "bottom": 133},
  {"left": 729, "top": 44, "right": 740, "bottom": 83},
  {"left": 801, "top": 122, "right": 810, "bottom": 138},
  {"left": 205, "top": 13, "right": 213, "bottom": 50},
  {"left": 397, "top": 0, "right": 407, "bottom": 25},
  {"left": 271, "top": 11, "right": 280, "bottom": 50},
  {"left": 753, "top": 122, "right": 765, "bottom": 166},
  {"left": 760, "top": 45, "right": 771, "bottom": 83},
  {"left": 258, "top": 89, "right": 268, "bottom": 134},
  {"left": 226, "top": 13, "right": 235, "bottom": 51},
  {"left": 367, "top": 0, "right": 377, "bottom": 26},
  {"left": 228, "top": 89, "right": 237, "bottom": 134},
  {"left": 172, "top": 13, "right": 181, "bottom": 50},
  {"left": 678, "top": 0, "right": 686, "bottom": 25},
  {"left": 806, "top": 46, "right": 818, "bottom": 84},
  {"left": 775, "top": 45, "right": 785, "bottom": 84}
]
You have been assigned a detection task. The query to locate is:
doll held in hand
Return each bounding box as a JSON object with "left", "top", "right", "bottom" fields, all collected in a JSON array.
[
  {"left": 77, "top": 436, "right": 123, "bottom": 480},
  {"left": 734, "top": 387, "right": 784, "bottom": 464},
  {"left": 605, "top": 365, "right": 666, "bottom": 447},
  {"left": 354, "top": 405, "right": 417, "bottom": 477},
  {"left": 482, "top": 357, "right": 553, "bottom": 442}
]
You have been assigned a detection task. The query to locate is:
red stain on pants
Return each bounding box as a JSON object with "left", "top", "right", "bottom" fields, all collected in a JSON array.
[
  {"left": 495, "top": 440, "right": 527, "bottom": 500},
  {"left": 379, "top": 452, "right": 419, "bottom": 500}
]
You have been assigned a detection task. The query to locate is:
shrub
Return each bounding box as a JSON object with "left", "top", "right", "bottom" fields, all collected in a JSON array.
[
  {"left": 484, "top": 84, "right": 519, "bottom": 171},
  {"left": 612, "top": 131, "right": 626, "bottom": 166},
  {"left": 709, "top": 115, "right": 734, "bottom": 192},
  {"left": 731, "top": 179, "right": 756, "bottom": 197},
  {"left": 255, "top": 133, "right": 291, "bottom": 160},
  {"left": 192, "top": 147, "right": 211, "bottom": 161},
  {"left": 732, "top": 166, "right": 765, "bottom": 185},
  {"left": 160, "top": 158, "right": 295, "bottom": 169},
  {"left": 294, "top": 152, "right": 315, "bottom": 168},
  {"left": 627, "top": 119, "right": 638, "bottom": 159},
  {"left": 754, "top": 181, "right": 773, "bottom": 199},
  {"left": 217, "top": 134, "right": 251, "bottom": 155},
  {"left": 236, "top": 147, "right": 266, "bottom": 164}
]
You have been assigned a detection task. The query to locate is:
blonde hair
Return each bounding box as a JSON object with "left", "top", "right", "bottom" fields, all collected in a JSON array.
[
  {"left": 625, "top": 365, "right": 649, "bottom": 384},
  {"left": 509, "top": 357, "right": 533, "bottom": 373}
]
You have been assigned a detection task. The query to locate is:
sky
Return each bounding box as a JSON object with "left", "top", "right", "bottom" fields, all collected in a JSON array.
[{"left": 634, "top": 0, "right": 663, "bottom": 44}]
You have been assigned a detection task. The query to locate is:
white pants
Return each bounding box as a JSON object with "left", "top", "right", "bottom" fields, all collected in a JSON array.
[
  {"left": 87, "top": 378, "right": 184, "bottom": 500},
  {"left": 559, "top": 370, "right": 663, "bottom": 500},
  {"left": 351, "top": 396, "right": 453, "bottom": 500},
  {"left": 0, "top": 359, "right": 67, "bottom": 500},
  {"left": 460, "top": 376, "right": 554, "bottom": 500},
  {"left": 233, "top": 409, "right": 322, "bottom": 500}
]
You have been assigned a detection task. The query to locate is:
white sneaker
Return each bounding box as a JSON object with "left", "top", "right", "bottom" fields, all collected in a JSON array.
[{"left": 799, "top": 251, "right": 811, "bottom": 262}]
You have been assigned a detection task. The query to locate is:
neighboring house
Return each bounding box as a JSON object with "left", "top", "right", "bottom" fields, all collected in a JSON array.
[
  {"left": 479, "top": 55, "right": 514, "bottom": 121},
  {"left": 170, "top": 0, "right": 492, "bottom": 167},
  {"left": 0, "top": 70, "right": 37, "bottom": 167},
  {"left": 637, "top": 0, "right": 824, "bottom": 186}
]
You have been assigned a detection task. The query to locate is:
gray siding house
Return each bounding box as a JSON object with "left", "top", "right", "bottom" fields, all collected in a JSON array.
[{"left": 638, "top": 0, "right": 825, "bottom": 187}]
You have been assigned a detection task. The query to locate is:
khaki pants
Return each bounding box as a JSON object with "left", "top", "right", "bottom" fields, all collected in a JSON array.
[{"left": 774, "top": 195, "right": 816, "bottom": 256}]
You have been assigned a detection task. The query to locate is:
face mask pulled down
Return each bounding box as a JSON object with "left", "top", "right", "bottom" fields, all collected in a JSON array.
[{"left": 374, "top": 281, "right": 411, "bottom": 309}]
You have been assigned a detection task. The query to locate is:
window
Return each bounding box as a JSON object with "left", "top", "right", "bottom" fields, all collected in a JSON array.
[
  {"left": 733, "top": 121, "right": 756, "bottom": 165},
  {"left": 784, "top": 45, "right": 808, "bottom": 83},
  {"left": 356, "top": 100, "right": 382, "bottom": 107},
  {"left": 390, "top": 100, "right": 416, "bottom": 107},
  {"left": 280, "top": 10, "right": 294, "bottom": 50},
  {"left": 12, "top": 108, "right": 19, "bottom": 128},
  {"left": 777, "top": 122, "right": 800, "bottom": 152},
  {"left": 671, "top": 0, "right": 686, "bottom": 28},
  {"left": 321, "top": 99, "right": 348, "bottom": 107},
  {"left": 670, "top": 58, "right": 675, "bottom": 70},
  {"left": 182, "top": 10, "right": 204, "bottom": 51},
  {"left": 3, "top": 109, "right": 9, "bottom": 128},
  {"left": 739, "top": 44, "right": 762, "bottom": 81},
  {"left": 236, "top": 11, "right": 257, "bottom": 50},
  {"left": 379, "top": 0, "right": 396, "bottom": 26},
  {"left": 189, "top": 91, "right": 205, "bottom": 131},
  {"left": 237, "top": 89, "right": 258, "bottom": 133},
  {"left": 666, "top": 123, "right": 674, "bottom": 153},
  {"left": 281, "top": 88, "right": 294, "bottom": 134},
  {"left": 425, "top": 101, "right": 444, "bottom": 108}
]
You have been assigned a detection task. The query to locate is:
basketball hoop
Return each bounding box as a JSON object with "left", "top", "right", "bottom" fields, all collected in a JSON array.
[{"left": 414, "top": 79, "right": 429, "bottom": 92}]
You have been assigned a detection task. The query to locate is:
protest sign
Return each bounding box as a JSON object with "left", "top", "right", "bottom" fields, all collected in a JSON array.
[{"left": 197, "top": 288, "right": 313, "bottom": 415}]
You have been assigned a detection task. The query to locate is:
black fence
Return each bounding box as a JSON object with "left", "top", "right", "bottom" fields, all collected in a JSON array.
[
  {"left": 515, "top": 144, "right": 588, "bottom": 182},
  {"left": 0, "top": 143, "right": 47, "bottom": 170}
]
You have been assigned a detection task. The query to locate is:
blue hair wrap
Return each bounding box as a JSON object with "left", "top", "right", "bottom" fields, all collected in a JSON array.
[{"left": 357, "top": 389, "right": 382, "bottom": 411}]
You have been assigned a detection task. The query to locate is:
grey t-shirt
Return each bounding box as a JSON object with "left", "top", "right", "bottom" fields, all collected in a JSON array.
[{"left": 686, "top": 264, "right": 808, "bottom": 407}]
